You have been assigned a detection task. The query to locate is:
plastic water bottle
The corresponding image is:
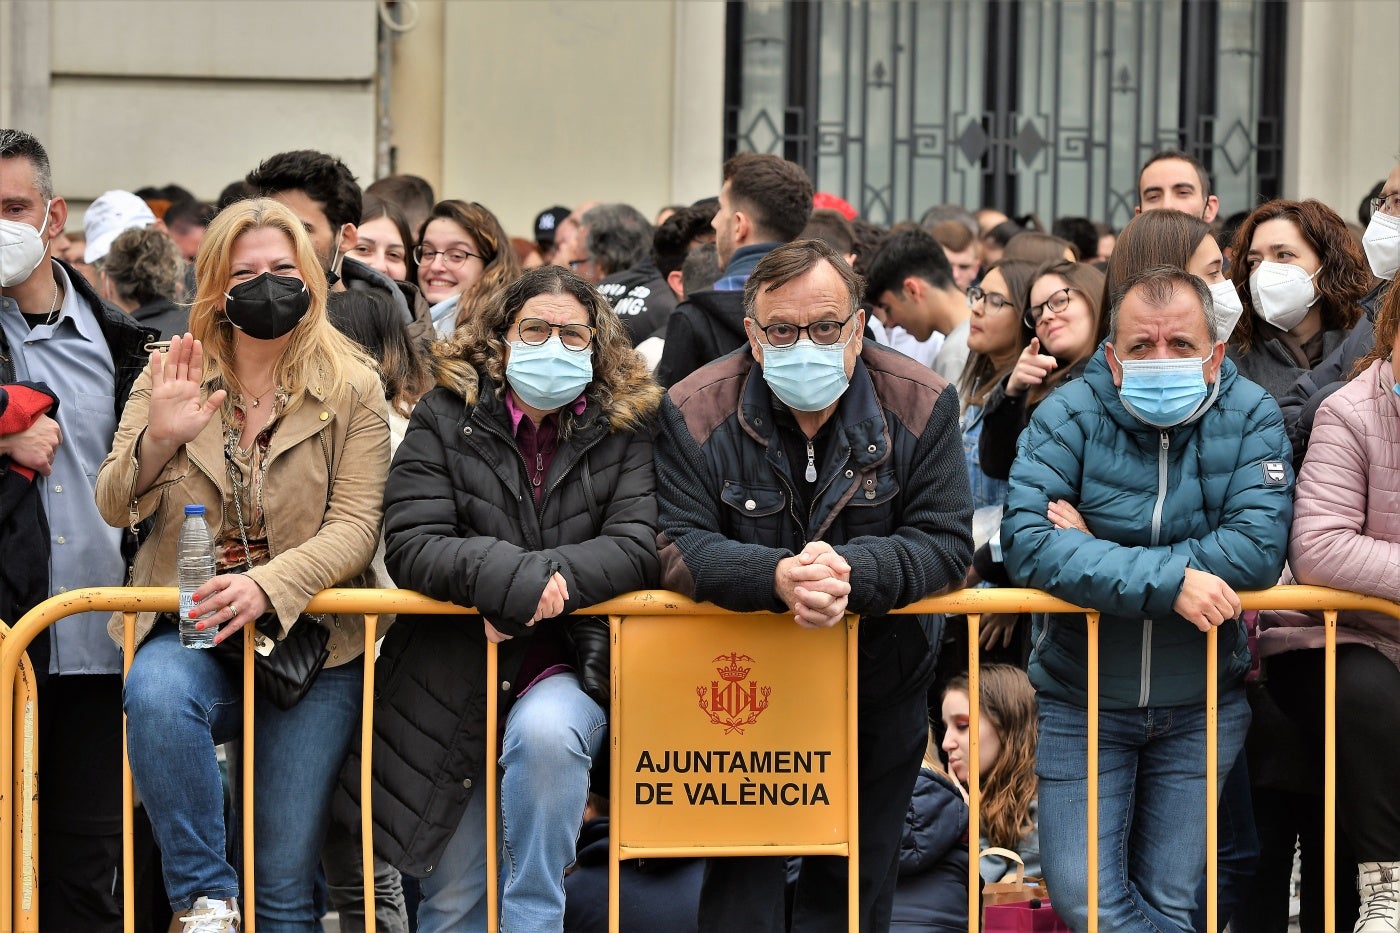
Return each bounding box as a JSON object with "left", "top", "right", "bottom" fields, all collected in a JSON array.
[{"left": 178, "top": 504, "right": 217, "bottom": 648}]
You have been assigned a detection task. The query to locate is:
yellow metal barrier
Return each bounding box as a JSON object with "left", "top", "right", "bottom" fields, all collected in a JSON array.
[
  {"left": 0, "top": 585, "right": 1394, "bottom": 932},
  {"left": 607, "top": 610, "right": 861, "bottom": 932}
]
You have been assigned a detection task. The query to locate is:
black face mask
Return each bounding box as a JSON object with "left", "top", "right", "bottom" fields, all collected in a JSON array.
[{"left": 224, "top": 273, "right": 311, "bottom": 340}]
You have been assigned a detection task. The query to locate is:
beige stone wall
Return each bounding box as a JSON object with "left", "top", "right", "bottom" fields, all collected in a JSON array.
[
  {"left": 399, "top": 0, "right": 725, "bottom": 239},
  {"left": 5, "top": 0, "right": 380, "bottom": 228},
  {"left": 16, "top": 0, "right": 1395, "bottom": 245},
  {"left": 1284, "top": 0, "right": 1400, "bottom": 212}
]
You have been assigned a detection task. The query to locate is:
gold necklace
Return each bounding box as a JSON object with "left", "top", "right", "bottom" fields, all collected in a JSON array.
[{"left": 241, "top": 382, "right": 278, "bottom": 408}]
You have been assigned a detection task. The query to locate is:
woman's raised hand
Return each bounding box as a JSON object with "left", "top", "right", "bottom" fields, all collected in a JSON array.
[
  {"left": 147, "top": 334, "right": 227, "bottom": 448},
  {"left": 1006, "top": 337, "right": 1059, "bottom": 397}
]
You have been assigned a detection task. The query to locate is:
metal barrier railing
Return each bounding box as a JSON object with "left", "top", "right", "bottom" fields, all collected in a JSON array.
[{"left": 1, "top": 584, "right": 1395, "bottom": 932}]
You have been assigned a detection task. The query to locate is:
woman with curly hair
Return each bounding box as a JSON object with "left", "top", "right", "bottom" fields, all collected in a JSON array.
[
  {"left": 358, "top": 265, "right": 662, "bottom": 932},
  {"left": 1227, "top": 198, "right": 1374, "bottom": 399},
  {"left": 941, "top": 665, "right": 1039, "bottom": 885},
  {"left": 415, "top": 199, "right": 522, "bottom": 337}
]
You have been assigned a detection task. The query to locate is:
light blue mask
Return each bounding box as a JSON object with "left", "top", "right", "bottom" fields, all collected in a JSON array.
[
  {"left": 760, "top": 337, "right": 851, "bottom": 412},
  {"left": 1116, "top": 354, "right": 1211, "bottom": 428},
  {"left": 506, "top": 336, "right": 593, "bottom": 411}
]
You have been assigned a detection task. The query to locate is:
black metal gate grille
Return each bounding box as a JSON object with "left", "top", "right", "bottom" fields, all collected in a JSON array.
[{"left": 724, "top": 0, "right": 1285, "bottom": 228}]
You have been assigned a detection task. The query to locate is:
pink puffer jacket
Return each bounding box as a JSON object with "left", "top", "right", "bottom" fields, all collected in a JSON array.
[{"left": 1259, "top": 358, "right": 1400, "bottom": 668}]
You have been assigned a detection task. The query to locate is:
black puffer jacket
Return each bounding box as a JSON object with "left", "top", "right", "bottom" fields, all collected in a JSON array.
[
  {"left": 338, "top": 358, "right": 661, "bottom": 877},
  {"left": 891, "top": 768, "right": 970, "bottom": 932}
]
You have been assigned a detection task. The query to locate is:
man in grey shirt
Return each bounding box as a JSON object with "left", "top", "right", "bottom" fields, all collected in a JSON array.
[{"left": 0, "top": 129, "right": 157, "bottom": 930}]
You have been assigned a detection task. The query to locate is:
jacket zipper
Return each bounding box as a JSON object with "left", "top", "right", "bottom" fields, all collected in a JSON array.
[
  {"left": 474, "top": 411, "right": 605, "bottom": 546},
  {"left": 807, "top": 451, "right": 850, "bottom": 530},
  {"left": 1139, "top": 430, "right": 1170, "bottom": 708}
]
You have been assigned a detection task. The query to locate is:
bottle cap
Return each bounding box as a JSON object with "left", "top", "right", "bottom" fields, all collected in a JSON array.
[{"left": 184, "top": 504, "right": 206, "bottom": 515}]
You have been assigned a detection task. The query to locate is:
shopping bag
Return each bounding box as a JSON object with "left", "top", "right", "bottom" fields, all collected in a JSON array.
[
  {"left": 983, "top": 897, "right": 1072, "bottom": 932},
  {"left": 980, "top": 846, "right": 1030, "bottom": 908}
]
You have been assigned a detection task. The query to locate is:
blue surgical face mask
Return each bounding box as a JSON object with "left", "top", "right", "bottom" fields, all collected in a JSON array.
[
  {"left": 759, "top": 336, "right": 852, "bottom": 412},
  {"left": 505, "top": 336, "right": 593, "bottom": 411},
  {"left": 1115, "top": 353, "right": 1212, "bottom": 428}
]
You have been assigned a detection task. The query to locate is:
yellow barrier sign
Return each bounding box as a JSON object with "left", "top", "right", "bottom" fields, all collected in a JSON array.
[{"left": 611, "top": 612, "right": 856, "bottom": 852}]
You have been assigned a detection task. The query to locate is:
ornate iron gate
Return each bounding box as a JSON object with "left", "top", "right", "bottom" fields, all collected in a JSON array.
[{"left": 724, "top": 0, "right": 1285, "bottom": 229}]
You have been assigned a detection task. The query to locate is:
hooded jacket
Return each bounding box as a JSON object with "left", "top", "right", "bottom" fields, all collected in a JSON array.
[
  {"left": 653, "top": 287, "right": 750, "bottom": 389},
  {"left": 597, "top": 258, "right": 677, "bottom": 348},
  {"left": 1002, "top": 347, "right": 1292, "bottom": 709},
  {"left": 341, "top": 352, "right": 661, "bottom": 876},
  {"left": 890, "top": 767, "right": 970, "bottom": 932}
]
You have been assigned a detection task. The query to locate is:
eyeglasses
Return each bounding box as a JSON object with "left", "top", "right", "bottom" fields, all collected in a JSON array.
[
  {"left": 1026, "top": 287, "right": 1081, "bottom": 327},
  {"left": 413, "top": 245, "right": 485, "bottom": 268},
  {"left": 1371, "top": 194, "right": 1400, "bottom": 216},
  {"left": 753, "top": 312, "right": 855, "bottom": 349},
  {"left": 966, "top": 285, "right": 1017, "bottom": 313},
  {"left": 509, "top": 317, "right": 596, "bottom": 351}
]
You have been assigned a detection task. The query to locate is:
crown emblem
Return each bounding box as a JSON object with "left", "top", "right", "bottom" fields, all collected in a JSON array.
[
  {"left": 713, "top": 652, "right": 752, "bottom": 681},
  {"left": 698, "top": 652, "right": 771, "bottom": 734}
]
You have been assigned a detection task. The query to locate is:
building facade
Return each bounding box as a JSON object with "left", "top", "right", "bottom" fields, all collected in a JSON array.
[{"left": 1, "top": 0, "right": 1395, "bottom": 238}]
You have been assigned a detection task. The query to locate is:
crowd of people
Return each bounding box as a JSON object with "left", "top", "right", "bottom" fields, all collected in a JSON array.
[{"left": 1, "top": 122, "right": 1399, "bottom": 933}]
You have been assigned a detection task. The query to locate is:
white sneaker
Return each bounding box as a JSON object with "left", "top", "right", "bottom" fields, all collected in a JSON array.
[
  {"left": 179, "top": 896, "right": 240, "bottom": 933},
  {"left": 1356, "top": 863, "right": 1400, "bottom": 933}
]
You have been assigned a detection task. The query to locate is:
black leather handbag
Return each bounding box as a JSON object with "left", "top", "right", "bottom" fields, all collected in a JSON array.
[
  {"left": 211, "top": 608, "right": 330, "bottom": 711},
  {"left": 212, "top": 441, "right": 332, "bottom": 710}
]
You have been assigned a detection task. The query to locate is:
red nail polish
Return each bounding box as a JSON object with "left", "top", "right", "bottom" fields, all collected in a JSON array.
[{"left": 192, "top": 594, "right": 202, "bottom": 603}]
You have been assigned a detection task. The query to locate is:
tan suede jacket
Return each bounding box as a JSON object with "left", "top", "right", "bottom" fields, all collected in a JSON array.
[{"left": 95, "top": 361, "right": 391, "bottom": 666}]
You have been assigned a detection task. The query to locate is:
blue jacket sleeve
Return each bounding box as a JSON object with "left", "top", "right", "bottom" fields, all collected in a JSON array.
[
  {"left": 1002, "top": 395, "right": 1191, "bottom": 619},
  {"left": 1163, "top": 394, "right": 1292, "bottom": 590}
]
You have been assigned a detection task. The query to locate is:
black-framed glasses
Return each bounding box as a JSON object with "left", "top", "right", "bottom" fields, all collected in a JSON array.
[
  {"left": 1371, "top": 194, "right": 1400, "bottom": 216},
  {"left": 509, "top": 317, "right": 596, "bottom": 351},
  {"left": 413, "top": 245, "right": 485, "bottom": 268},
  {"left": 966, "top": 285, "right": 1016, "bottom": 313},
  {"left": 1026, "top": 287, "right": 1081, "bottom": 327},
  {"left": 753, "top": 312, "right": 856, "bottom": 349}
]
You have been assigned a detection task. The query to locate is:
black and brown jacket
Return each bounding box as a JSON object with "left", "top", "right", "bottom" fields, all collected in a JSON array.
[{"left": 655, "top": 342, "right": 974, "bottom": 703}]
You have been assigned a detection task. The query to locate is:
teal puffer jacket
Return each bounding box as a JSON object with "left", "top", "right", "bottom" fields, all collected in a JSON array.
[{"left": 1002, "top": 347, "right": 1293, "bottom": 709}]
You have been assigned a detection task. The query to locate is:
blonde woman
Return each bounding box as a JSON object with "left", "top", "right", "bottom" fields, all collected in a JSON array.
[{"left": 95, "top": 198, "right": 390, "bottom": 932}]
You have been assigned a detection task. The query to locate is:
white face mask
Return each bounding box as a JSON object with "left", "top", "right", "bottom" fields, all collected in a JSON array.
[
  {"left": 1207, "top": 279, "right": 1245, "bottom": 342},
  {"left": 0, "top": 199, "right": 52, "bottom": 288},
  {"left": 1249, "top": 260, "right": 1319, "bottom": 332},
  {"left": 1362, "top": 209, "right": 1400, "bottom": 281}
]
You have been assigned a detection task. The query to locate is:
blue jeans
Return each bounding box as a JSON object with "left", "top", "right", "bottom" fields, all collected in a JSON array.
[
  {"left": 1036, "top": 689, "right": 1250, "bottom": 933},
  {"left": 123, "top": 623, "right": 362, "bottom": 932},
  {"left": 417, "top": 672, "right": 606, "bottom": 933}
]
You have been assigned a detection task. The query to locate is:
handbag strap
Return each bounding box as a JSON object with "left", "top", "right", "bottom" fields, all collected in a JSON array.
[{"left": 978, "top": 846, "right": 1026, "bottom": 885}]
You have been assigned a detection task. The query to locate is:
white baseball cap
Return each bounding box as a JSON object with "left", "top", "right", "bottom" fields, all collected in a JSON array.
[{"left": 84, "top": 190, "right": 157, "bottom": 264}]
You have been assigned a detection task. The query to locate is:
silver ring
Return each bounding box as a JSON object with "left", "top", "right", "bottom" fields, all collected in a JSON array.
[{"left": 227, "top": 603, "right": 238, "bottom": 617}]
